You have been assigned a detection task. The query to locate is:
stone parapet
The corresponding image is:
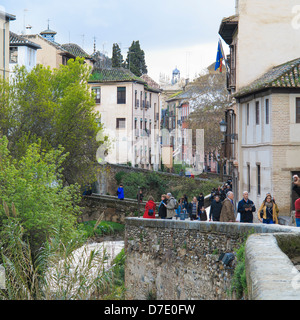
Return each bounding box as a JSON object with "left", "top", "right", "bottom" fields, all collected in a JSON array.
[{"left": 125, "top": 218, "right": 300, "bottom": 300}]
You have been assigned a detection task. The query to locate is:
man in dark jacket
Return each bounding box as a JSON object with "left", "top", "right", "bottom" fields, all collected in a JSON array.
[
  {"left": 237, "top": 191, "right": 256, "bottom": 223},
  {"left": 209, "top": 195, "right": 222, "bottom": 221}
]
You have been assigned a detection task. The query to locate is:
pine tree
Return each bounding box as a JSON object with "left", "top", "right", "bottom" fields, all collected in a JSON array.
[
  {"left": 112, "top": 43, "right": 123, "bottom": 68},
  {"left": 124, "top": 41, "right": 147, "bottom": 77}
]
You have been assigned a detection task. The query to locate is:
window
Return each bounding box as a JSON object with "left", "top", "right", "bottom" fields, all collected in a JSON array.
[
  {"left": 255, "top": 101, "right": 260, "bottom": 125},
  {"left": 257, "top": 164, "right": 261, "bottom": 195},
  {"left": 247, "top": 103, "right": 249, "bottom": 126},
  {"left": 9, "top": 47, "right": 18, "bottom": 63},
  {"left": 134, "top": 90, "right": 137, "bottom": 108},
  {"left": 117, "top": 87, "right": 126, "bottom": 104},
  {"left": 140, "top": 92, "right": 143, "bottom": 109},
  {"left": 296, "top": 98, "right": 300, "bottom": 123},
  {"left": 92, "top": 87, "right": 101, "bottom": 104},
  {"left": 116, "top": 118, "right": 126, "bottom": 129},
  {"left": 265, "top": 99, "right": 269, "bottom": 124},
  {"left": 28, "top": 48, "right": 34, "bottom": 66},
  {"left": 247, "top": 164, "right": 251, "bottom": 193}
]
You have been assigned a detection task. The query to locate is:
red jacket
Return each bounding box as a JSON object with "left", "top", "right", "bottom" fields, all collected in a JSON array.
[
  {"left": 143, "top": 200, "right": 156, "bottom": 219},
  {"left": 295, "top": 198, "right": 300, "bottom": 219}
]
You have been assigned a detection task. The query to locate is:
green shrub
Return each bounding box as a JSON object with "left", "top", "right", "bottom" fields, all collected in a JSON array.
[
  {"left": 115, "top": 171, "right": 127, "bottom": 185},
  {"left": 0, "top": 136, "right": 81, "bottom": 254},
  {"left": 231, "top": 242, "right": 248, "bottom": 299},
  {"left": 78, "top": 221, "right": 125, "bottom": 239}
]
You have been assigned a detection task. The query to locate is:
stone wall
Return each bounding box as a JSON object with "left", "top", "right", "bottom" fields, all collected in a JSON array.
[
  {"left": 246, "top": 231, "right": 300, "bottom": 300},
  {"left": 80, "top": 194, "right": 211, "bottom": 224},
  {"left": 80, "top": 195, "right": 147, "bottom": 224},
  {"left": 125, "top": 218, "right": 300, "bottom": 300}
]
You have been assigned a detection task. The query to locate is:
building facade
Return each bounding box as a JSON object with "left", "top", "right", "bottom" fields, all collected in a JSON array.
[
  {"left": 219, "top": 0, "right": 300, "bottom": 217},
  {"left": 89, "top": 68, "right": 161, "bottom": 171},
  {"left": 23, "top": 26, "right": 94, "bottom": 69},
  {"left": 9, "top": 31, "right": 41, "bottom": 74},
  {"left": 0, "top": 11, "right": 16, "bottom": 78}
]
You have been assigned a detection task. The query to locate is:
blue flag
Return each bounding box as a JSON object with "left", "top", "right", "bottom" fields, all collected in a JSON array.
[{"left": 215, "top": 40, "right": 224, "bottom": 72}]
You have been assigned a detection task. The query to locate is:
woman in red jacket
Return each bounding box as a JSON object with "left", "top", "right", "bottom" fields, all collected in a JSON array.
[{"left": 143, "top": 196, "right": 156, "bottom": 219}]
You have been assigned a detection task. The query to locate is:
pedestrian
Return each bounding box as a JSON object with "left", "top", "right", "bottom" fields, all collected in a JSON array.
[
  {"left": 158, "top": 194, "right": 167, "bottom": 219},
  {"left": 197, "top": 192, "right": 205, "bottom": 208},
  {"left": 188, "top": 196, "right": 199, "bottom": 221},
  {"left": 117, "top": 184, "right": 124, "bottom": 200},
  {"left": 175, "top": 198, "right": 184, "bottom": 220},
  {"left": 237, "top": 191, "right": 256, "bottom": 223},
  {"left": 209, "top": 195, "right": 222, "bottom": 221},
  {"left": 143, "top": 196, "right": 156, "bottom": 219},
  {"left": 220, "top": 191, "right": 236, "bottom": 223},
  {"left": 198, "top": 206, "right": 207, "bottom": 221},
  {"left": 293, "top": 175, "right": 300, "bottom": 197},
  {"left": 258, "top": 193, "right": 279, "bottom": 224},
  {"left": 164, "top": 193, "right": 177, "bottom": 219},
  {"left": 137, "top": 189, "right": 144, "bottom": 203},
  {"left": 295, "top": 198, "right": 300, "bottom": 227}
]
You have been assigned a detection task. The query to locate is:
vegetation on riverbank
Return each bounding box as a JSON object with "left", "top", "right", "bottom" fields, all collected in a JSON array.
[
  {"left": 115, "top": 170, "right": 220, "bottom": 200},
  {"left": 78, "top": 220, "right": 125, "bottom": 240}
]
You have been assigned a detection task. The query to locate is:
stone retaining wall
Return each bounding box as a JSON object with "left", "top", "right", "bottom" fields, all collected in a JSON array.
[
  {"left": 125, "top": 218, "right": 300, "bottom": 300},
  {"left": 80, "top": 195, "right": 147, "bottom": 224}
]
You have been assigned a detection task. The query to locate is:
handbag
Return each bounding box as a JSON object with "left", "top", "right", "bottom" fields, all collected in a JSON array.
[{"left": 148, "top": 209, "right": 154, "bottom": 216}]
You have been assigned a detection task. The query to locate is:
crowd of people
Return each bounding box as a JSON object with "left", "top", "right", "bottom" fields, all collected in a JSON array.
[{"left": 117, "top": 175, "right": 300, "bottom": 227}]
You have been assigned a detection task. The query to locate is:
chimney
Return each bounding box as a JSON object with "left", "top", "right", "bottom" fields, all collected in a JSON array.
[{"left": 25, "top": 24, "right": 32, "bottom": 35}]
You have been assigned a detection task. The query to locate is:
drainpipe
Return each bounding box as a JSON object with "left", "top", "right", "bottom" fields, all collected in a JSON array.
[{"left": 3, "top": 20, "right": 7, "bottom": 78}]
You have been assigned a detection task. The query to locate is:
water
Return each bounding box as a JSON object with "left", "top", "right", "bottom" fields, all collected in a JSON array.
[{"left": 46, "top": 240, "right": 125, "bottom": 298}]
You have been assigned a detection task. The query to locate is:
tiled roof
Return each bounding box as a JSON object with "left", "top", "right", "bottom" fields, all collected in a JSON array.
[
  {"left": 10, "top": 32, "right": 41, "bottom": 50},
  {"left": 89, "top": 68, "right": 146, "bottom": 84},
  {"left": 61, "top": 43, "right": 92, "bottom": 59},
  {"left": 140, "top": 74, "right": 161, "bottom": 90},
  {"left": 235, "top": 57, "right": 300, "bottom": 98},
  {"left": 0, "top": 11, "right": 16, "bottom": 21},
  {"left": 40, "top": 28, "right": 57, "bottom": 35}
]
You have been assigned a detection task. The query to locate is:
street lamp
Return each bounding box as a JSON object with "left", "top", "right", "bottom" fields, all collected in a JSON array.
[
  {"left": 219, "top": 119, "right": 227, "bottom": 134},
  {"left": 219, "top": 119, "right": 238, "bottom": 140}
]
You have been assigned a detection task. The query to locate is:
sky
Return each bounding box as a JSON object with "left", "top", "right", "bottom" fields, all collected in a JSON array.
[{"left": 1, "top": 0, "right": 235, "bottom": 83}]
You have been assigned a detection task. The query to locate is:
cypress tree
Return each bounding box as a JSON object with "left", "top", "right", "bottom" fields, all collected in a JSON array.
[
  {"left": 112, "top": 43, "right": 123, "bottom": 68},
  {"left": 124, "top": 41, "right": 147, "bottom": 77}
]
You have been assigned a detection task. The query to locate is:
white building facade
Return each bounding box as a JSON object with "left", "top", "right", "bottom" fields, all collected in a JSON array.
[
  {"left": 219, "top": 0, "right": 300, "bottom": 218},
  {"left": 89, "top": 68, "right": 161, "bottom": 171},
  {"left": 9, "top": 32, "right": 41, "bottom": 75}
]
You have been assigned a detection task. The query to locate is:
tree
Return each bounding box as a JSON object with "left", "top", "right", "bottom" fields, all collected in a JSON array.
[
  {"left": 0, "top": 136, "right": 81, "bottom": 253},
  {"left": 124, "top": 41, "right": 147, "bottom": 77},
  {"left": 1, "top": 58, "right": 104, "bottom": 186},
  {"left": 112, "top": 43, "right": 123, "bottom": 68},
  {"left": 187, "top": 71, "right": 229, "bottom": 180}
]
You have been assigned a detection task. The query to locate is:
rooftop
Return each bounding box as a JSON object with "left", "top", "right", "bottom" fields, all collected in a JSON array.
[
  {"left": 10, "top": 32, "right": 41, "bottom": 50},
  {"left": 90, "top": 67, "right": 146, "bottom": 84},
  {"left": 40, "top": 28, "right": 57, "bottom": 35},
  {"left": 219, "top": 14, "right": 239, "bottom": 45},
  {"left": 0, "top": 11, "right": 16, "bottom": 21},
  {"left": 235, "top": 57, "right": 300, "bottom": 98},
  {"left": 62, "top": 43, "right": 93, "bottom": 60},
  {"left": 89, "top": 68, "right": 161, "bottom": 93}
]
